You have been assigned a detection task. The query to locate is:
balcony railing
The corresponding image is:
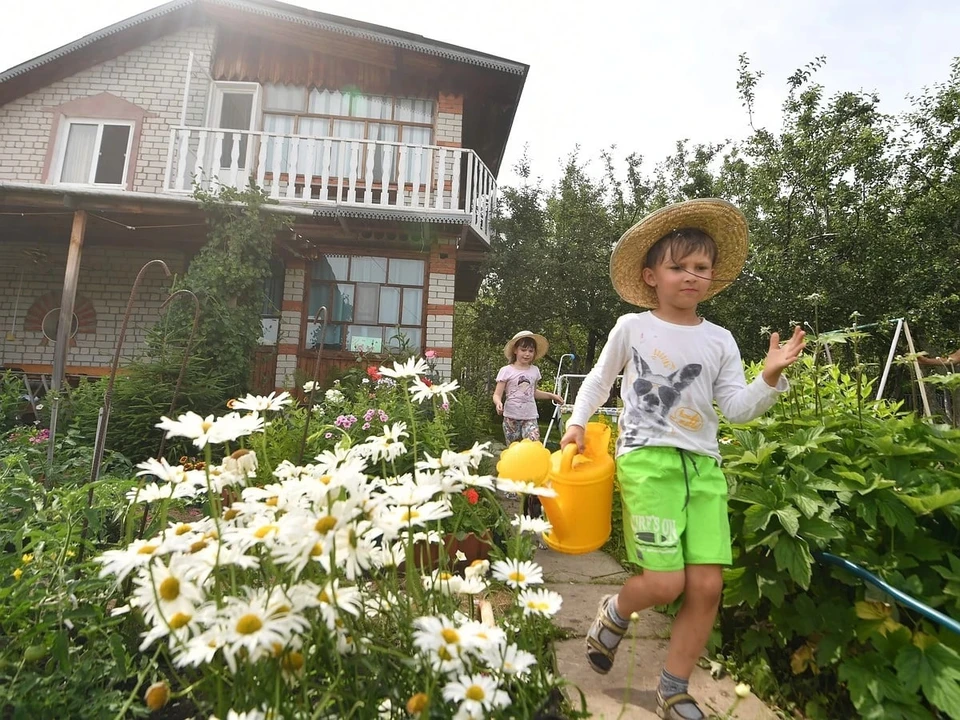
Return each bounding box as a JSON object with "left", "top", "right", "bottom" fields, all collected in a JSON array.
[{"left": 162, "top": 126, "right": 496, "bottom": 241}]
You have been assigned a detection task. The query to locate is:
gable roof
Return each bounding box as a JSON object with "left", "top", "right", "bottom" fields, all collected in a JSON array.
[
  {"left": 0, "top": 0, "right": 527, "bottom": 173},
  {"left": 0, "top": 0, "right": 527, "bottom": 84}
]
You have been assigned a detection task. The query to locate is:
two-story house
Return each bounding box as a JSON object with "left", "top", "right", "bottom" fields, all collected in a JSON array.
[{"left": 0, "top": 0, "right": 526, "bottom": 400}]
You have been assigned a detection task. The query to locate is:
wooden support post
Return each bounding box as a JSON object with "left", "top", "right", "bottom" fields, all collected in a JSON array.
[{"left": 47, "top": 209, "right": 87, "bottom": 470}]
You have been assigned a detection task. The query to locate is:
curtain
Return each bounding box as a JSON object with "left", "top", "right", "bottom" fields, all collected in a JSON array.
[{"left": 60, "top": 123, "right": 97, "bottom": 183}]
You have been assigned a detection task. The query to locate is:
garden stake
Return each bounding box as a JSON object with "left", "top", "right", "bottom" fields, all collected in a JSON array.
[
  {"left": 297, "top": 306, "right": 328, "bottom": 464},
  {"left": 132, "top": 288, "right": 200, "bottom": 542},
  {"left": 77, "top": 260, "right": 172, "bottom": 565}
]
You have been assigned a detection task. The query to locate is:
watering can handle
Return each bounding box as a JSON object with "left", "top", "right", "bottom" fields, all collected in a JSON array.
[{"left": 560, "top": 442, "right": 578, "bottom": 473}]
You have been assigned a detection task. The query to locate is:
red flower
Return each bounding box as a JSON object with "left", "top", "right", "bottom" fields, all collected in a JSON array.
[
  {"left": 421, "top": 377, "right": 433, "bottom": 387},
  {"left": 366, "top": 365, "right": 382, "bottom": 381},
  {"left": 463, "top": 488, "right": 480, "bottom": 505}
]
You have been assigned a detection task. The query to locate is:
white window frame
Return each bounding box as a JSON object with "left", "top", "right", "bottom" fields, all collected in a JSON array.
[
  {"left": 206, "top": 81, "right": 262, "bottom": 171},
  {"left": 52, "top": 118, "right": 136, "bottom": 187}
]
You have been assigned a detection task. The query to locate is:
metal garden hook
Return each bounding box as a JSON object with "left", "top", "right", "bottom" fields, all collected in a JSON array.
[
  {"left": 297, "top": 306, "right": 328, "bottom": 463},
  {"left": 155, "top": 289, "right": 201, "bottom": 460},
  {"left": 89, "top": 259, "right": 172, "bottom": 485}
]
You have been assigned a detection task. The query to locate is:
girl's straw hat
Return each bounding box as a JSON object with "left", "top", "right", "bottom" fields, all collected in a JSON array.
[
  {"left": 609, "top": 198, "right": 749, "bottom": 308},
  {"left": 503, "top": 331, "right": 549, "bottom": 360}
]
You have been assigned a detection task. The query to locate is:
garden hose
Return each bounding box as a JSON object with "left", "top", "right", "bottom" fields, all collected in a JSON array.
[{"left": 814, "top": 552, "right": 960, "bottom": 636}]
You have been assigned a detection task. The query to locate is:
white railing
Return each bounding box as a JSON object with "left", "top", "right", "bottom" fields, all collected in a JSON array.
[{"left": 162, "top": 126, "right": 496, "bottom": 241}]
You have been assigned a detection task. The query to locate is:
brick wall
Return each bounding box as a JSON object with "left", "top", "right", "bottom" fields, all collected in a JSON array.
[
  {"left": 274, "top": 260, "right": 305, "bottom": 388},
  {"left": 0, "top": 26, "right": 214, "bottom": 191},
  {"left": 436, "top": 93, "right": 463, "bottom": 148},
  {"left": 0, "top": 242, "right": 186, "bottom": 368},
  {"left": 425, "top": 239, "right": 457, "bottom": 379}
]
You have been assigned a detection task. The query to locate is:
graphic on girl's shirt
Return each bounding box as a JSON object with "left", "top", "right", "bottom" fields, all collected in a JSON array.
[
  {"left": 507, "top": 374, "right": 536, "bottom": 403},
  {"left": 620, "top": 348, "right": 703, "bottom": 448}
]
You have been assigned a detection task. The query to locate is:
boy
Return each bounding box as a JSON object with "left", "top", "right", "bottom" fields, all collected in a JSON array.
[{"left": 560, "top": 199, "right": 804, "bottom": 720}]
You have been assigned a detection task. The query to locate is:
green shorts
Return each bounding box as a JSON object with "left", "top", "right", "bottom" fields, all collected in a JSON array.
[{"left": 617, "top": 446, "right": 732, "bottom": 572}]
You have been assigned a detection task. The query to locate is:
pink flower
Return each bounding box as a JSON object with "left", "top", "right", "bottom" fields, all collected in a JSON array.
[
  {"left": 324, "top": 432, "right": 333, "bottom": 439},
  {"left": 425, "top": 350, "right": 436, "bottom": 359},
  {"left": 378, "top": 410, "right": 389, "bottom": 422},
  {"left": 364, "top": 409, "right": 376, "bottom": 422},
  {"left": 441, "top": 402, "right": 450, "bottom": 411},
  {"left": 362, "top": 422, "right": 371, "bottom": 430}
]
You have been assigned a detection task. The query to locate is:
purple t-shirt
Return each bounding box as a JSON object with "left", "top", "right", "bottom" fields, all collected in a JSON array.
[{"left": 497, "top": 364, "right": 542, "bottom": 420}]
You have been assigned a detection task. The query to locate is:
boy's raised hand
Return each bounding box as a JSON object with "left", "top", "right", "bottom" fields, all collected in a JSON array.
[{"left": 761, "top": 325, "right": 806, "bottom": 387}]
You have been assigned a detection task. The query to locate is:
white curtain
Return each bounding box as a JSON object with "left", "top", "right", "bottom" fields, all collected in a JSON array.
[{"left": 60, "top": 123, "right": 97, "bottom": 183}]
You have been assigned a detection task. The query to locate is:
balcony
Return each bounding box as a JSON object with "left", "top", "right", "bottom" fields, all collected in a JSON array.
[{"left": 162, "top": 126, "right": 496, "bottom": 242}]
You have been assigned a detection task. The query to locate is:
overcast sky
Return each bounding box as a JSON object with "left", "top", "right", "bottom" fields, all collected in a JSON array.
[{"left": 3, "top": 0, "right": 960, "bottom": 187}]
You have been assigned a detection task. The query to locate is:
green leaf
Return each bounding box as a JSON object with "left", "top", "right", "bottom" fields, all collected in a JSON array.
[
  {"left": 743, "top": 505, "right": 774, "bottom": 534},
  {"left": 895, "top": 636, "right": 960, "bottom": 717},
  {"left": 109, "top": 634, "right": 127, "bottom": 676},
  {"left": 773, "top": 535, "right": 813, "bottom": 589},
  {"left": 798, "top": 516, "right": 844, "bottom": 544},
  {"left": 775, "top": 506, "right": 801, "bottom": 536},
  {"left": 896, "top": 489, "right": 960, "bottom": 515}
]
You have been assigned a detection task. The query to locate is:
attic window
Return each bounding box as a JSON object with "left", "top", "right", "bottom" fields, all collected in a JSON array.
[{"left": 55, "top": 119, "right": 134, "bottom": 186}]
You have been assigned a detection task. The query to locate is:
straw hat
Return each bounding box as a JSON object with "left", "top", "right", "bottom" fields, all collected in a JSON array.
[
  {"left": 609, "top": 198, "right": 749, "bottom": 308},
  {"left": 503, "top": 331, "right": 549, "bottom": 360}
]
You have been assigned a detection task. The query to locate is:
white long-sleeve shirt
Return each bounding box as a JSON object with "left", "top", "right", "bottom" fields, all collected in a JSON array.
[{"left": 568, "top": 312, "right": 787, "bottom": 462}]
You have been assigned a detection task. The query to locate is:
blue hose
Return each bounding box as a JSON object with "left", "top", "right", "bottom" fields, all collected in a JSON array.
[{"left": 814, "top": 552, "right": 960, "bottom": 636}]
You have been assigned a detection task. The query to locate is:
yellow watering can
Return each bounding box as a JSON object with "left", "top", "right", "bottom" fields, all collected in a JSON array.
[{"left": 496, "top": 422, "right": 615, "bottom": 555}]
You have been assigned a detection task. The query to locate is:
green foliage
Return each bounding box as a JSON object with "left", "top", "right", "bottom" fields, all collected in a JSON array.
[
  {"left": 56, "top": 354, "right": 231, "bottom": 463},
  {"left": 0, "top": 371, "right": 27, "bottom": 433},
  {"left": 718, "top": 345, "right": 960, "bottom": 718},
  {"left": 158, "top": 184, "right": 291, "bottom": 397},
  {"left": 0, "top": 431, "right": 143, "bottom": 719}
]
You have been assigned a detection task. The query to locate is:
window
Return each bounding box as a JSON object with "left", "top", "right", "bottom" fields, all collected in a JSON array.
[
  {"left": 55, "top": 119, "right": 134, "bottom": 185},
  {"left": 307, "top": 255, "right": 425, "bottom": 353},
  {"left": 259, "top": 259, "right": 285, "bottom": 345},
  {"left": 262, "top": 85, "right": 434, "bottom": 184}
]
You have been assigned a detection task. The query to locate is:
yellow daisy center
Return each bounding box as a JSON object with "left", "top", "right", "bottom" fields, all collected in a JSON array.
[
  {"left": 265, "top": 497, "right": 278, "bottom": 507},
  {"left": 159, "top": 577, "right": 180, "bottom": 601},
  {"left": 169, "top": 612, "right": 192, "bottom": 629},
  {"left": 236, "top": 613, "right": 263, "bottom": 635},
  {"left": 441, "top": 628, "right": 459, "bottom": 644},
  {"left": 223, "top": 508, "right": 240, "bottom": 521},
  {"left": 189, "top": 540, "right": 208, "bottom": 553},
  {"left": 201, "top": 420, "right": 213, "bottom": 432},
  {"left": 465, "top": 685, "right": 486, "bottom": 701},
  {"left": 318, "top": 589, "right": 331, "bottom": 604},
  {"left": 281, "top": 651, "right": 304, "bottom": 672},
  {"left": 137, "top": 544, "right": 158, "bottom": 555},
  {"left": 508, "top": 571, "right": 526, "bottom": 583},
  {"left": 310, "top": 542, "right": 324, "bottom": 557},
  {"left": 315, "top": 516, "right": 337, "bottom": 534},
  {"left": 174, "top": 524, "right": 192, "bottom": 536},
  {"left": 254, "top": 524, "right": 278, "bottom": 539},
  {"left": 406, "top": 693, "right": 429, "bottom": 714}
]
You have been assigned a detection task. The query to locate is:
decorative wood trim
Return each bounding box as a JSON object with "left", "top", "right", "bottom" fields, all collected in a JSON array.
[{"left": 42, "top": 92, "right": 155, "bottom": 190}]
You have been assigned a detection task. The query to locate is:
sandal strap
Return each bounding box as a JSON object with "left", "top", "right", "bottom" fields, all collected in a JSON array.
[
  {"left": 661, "top": 692, "right": 701, "bottom": 711},
  {"left": 585, "top": 635, "right": 616, "bottom": 662},
  {"left": 596, "top": 611, "right": 628, "bottom": 638}
]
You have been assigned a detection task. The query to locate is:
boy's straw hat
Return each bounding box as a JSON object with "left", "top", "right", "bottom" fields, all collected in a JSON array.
[
  {"left": 503, "top": 331, "right": 549, "bottom": 360},
  {"left": 609, "top": 198, "right": 749, "bottom": 308}
]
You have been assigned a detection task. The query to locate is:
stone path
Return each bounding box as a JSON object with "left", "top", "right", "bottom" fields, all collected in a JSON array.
[{"left": 536, "top": 546, "right": 777, "bottom": 720}]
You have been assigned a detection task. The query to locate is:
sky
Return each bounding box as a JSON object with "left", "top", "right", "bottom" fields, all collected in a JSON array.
[{"left": 3, "top": 0, "right": 960, "bottom": 188}]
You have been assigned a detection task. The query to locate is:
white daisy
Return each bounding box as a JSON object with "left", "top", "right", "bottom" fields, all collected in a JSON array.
[
  {"left": 409, "top": 378, "right": 459, "bottom": 405},
  {"left": 217, "top": 591, "right": 311, "bottom": 673},
  {"left": 227, "top": 391, "right": 292, "bottom": 413},
  {"left": 495, "top": 478, "right": 558, "bottom": 498},
  {"left": 442, "top": 674, "right": 511, "bottom": 716},
  {"left": 464, "top": 558, "right": 490, "bottom": 580},
  {"left": 97, "top": 539, "right": 166, "bottom": 582},
  {"left": 516, "top": 588, "right": 563, "bottom": 617},
  {"left": 302, "top": 380, "right": 319, "bottom": 393},
  {"left": 491, "top": 559, "right": 544, "bottom": 589},
  {"left": 487, "top": 642, "right": 538, "bottom": 676},
  {"left": 378, "top": 357, "right": 430, "bottom": 380},
  {"left": 135, "top": 457, "right": 189, "bottom": 484},
  {"left": 511, "top": 515, "right": 553, "bottom": 535}
]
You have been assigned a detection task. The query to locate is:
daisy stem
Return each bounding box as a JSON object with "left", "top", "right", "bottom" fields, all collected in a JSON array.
[{"left": 111, "top": 644, "right": 162, "bottom": 720}]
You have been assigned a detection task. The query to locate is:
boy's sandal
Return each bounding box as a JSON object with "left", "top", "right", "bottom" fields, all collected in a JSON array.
[
  {"left": 656, "top": 690, "right": 705, "bottom": 720},
  {"left": 585, "top": 594, "right": 628, "bottom": 675}
]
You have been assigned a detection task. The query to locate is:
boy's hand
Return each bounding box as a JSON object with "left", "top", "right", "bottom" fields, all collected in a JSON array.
[
  {"left": 560, "top": 424, "right": 585, "bottom": 453},
  {"left": 762, "top": 326, "right": 806, "bottom": 387},
  {"left": 494, "top": 399, "right": 503, "bottom": 415}
]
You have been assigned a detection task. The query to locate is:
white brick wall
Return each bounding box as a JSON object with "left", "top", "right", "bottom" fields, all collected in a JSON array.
[
  {"left": 0, "top": 242, "right": 186, "bottom": 368},
  {"left": 436, "top": 111, "right": 462, "bottom": 146},
  {"left": 0, "top": 25, "right": 214, "bottom": 190}
]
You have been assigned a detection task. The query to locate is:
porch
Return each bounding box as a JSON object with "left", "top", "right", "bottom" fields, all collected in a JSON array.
[{"left": 162, "top": 126, "right": 497, "bottom": 243}]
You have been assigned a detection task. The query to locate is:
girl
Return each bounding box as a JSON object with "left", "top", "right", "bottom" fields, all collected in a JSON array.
[{"left": 494, "top": 331, "right": 563, "bottom": 517}]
